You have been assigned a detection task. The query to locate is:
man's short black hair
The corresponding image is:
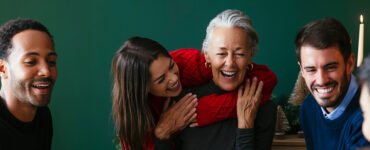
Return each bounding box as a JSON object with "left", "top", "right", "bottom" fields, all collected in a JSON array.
[
  {"left": 0, "top": 18, "right": 53, "bottom": 60},
  {"left": 295, "top": 18, "right": 352, "bottom": 63},
  {"left": 358, "top": 55, "right": 370, "bottom": 93}
]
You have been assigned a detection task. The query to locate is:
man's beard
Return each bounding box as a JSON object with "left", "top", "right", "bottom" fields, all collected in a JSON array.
[
  {"left": 310, "top": 70, "right": 350, "bottom": 108},
  {"left": 10, "top": 72, "right": 53, "bottom": 107}
]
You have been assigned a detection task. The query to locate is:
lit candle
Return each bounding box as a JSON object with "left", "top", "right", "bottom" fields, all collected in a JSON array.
[{"left": 357, "top": 15, "right": 364, "bottom": 67}]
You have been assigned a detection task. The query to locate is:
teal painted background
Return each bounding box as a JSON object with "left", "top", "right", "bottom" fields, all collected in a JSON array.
[{"left": 0, "top": 0, "right": 369, "bottom": 149}]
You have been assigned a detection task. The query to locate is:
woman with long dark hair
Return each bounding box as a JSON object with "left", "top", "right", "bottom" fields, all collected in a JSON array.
[{"left": 112, "top": 37, "right": 198, "bottom": 150}]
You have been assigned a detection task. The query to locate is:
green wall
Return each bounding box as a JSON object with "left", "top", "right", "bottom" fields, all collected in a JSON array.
[{"left": 0, "top": 0, "right": 369, "bottom": 149}]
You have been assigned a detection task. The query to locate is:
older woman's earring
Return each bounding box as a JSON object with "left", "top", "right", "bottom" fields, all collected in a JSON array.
[
  {"left": 205, "top": 62, "right": 211, "bottom": 69},
  {"left": 247, "top": 63, "right": 254, "bottom": 72}
]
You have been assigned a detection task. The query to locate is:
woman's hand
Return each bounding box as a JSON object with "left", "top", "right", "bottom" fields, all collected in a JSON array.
[
  {"left": 154, "top": 93, "right": 198, "bottom": 140},
  {"left": 237, "top": 77, "right": 264, "bottom": 129}
]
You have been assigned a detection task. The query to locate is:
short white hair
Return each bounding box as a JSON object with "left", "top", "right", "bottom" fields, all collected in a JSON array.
[{"left": 202, "top": 9, "right": 259, "bottom": 56}]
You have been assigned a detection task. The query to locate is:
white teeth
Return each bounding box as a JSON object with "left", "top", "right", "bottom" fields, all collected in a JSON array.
[
  {"left": 221, "top": 71, "right": 236, "bottom": 77},
  {"left": 221, "top": 71, "right": 236, "bottom": 75},
  {"left": 316, "top": 87, "right": 334, "bottom": 94},
  {"left": 33, "top": 84, "right": 49, "bottom": 88},
  {"left": 168, "top": 81, "right": 178, "bottom": 90}
]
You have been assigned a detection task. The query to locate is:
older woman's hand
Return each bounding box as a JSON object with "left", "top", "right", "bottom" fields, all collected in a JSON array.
[
  {"left": 154, "top": 93, "right": 198, "bottom": 140},
  {"left": 237, "top": 77, "right": 264, "bottom": 129}
]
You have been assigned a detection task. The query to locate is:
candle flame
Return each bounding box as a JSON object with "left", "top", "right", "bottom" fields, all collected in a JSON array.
[{"left": 360, "top": 15, "right": 364, "bottom": 23}]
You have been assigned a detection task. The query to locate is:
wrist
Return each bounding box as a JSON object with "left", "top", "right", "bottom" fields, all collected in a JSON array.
[
  {"left": 154, "top": 125, "right": 171, "bottom": 140},
  {"left": 238, "top": 116, "right": 255, "bottom": 129}
]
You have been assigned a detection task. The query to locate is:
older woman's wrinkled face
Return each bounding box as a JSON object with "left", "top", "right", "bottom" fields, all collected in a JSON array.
[{"left": 205, "top": 27, "right": 252, "bottom": 91}]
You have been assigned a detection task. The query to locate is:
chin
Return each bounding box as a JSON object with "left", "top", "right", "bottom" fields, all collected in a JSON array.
[
  {"left": 317, "top": 99, "right": 337, "bottom": 108},
  {"left": 31, "top": 98, "right": 51, "bottom": 107},
  {"left": 219, "top": 84, "right": 238, "bottom": 91}
]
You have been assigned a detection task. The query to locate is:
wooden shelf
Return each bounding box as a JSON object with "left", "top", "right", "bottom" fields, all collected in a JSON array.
[{"left": 272, "top": 134, "right": 306, "bottom": 150}]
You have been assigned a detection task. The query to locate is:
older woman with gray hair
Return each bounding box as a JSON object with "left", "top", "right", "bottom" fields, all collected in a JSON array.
[{"left": 155, "top": 9, "right": 277, "bottom": 150}]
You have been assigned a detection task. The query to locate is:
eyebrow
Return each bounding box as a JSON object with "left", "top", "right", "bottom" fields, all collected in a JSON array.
[
  {"left": 24, "top": 52, "right": 58, "bottom": 57},
  {"left": 218, "top": 47, "right": 244, "bottom": 51},
  {"left": 303, "top": 62, "right": 338, "bottom": 70},
  {"left": 153, "top": 74, "right": 165, "bottom": 83},
  {"left": 219, "top": 47, "right": 227, "bottom": 51},
  {"left": 323, "top": 62, "right": 338, "bottom": 67}
]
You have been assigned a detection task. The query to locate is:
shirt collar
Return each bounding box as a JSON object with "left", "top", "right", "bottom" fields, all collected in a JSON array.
[{"left": 321, "top": 74, "right": 358, "bottom": 120}]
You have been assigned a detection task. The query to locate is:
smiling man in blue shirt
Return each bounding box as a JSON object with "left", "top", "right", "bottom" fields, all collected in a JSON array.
[{"left": 295, "top": 18, "right": 369, "bottom": 150}]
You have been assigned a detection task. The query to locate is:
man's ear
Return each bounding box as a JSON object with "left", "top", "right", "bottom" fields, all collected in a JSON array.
[
  {"left": 0, "top": 59, "right": 8, "bottom": 79},
  {"left": 298, "top": 61, "right": 305, "bottom": 76},
  {"left": 346, "top": 53, "right": 355, "bottom": 76}
]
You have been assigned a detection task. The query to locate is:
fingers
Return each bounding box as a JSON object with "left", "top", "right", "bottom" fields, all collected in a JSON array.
[
  {"left": 173, "top": 93, "right": 198, "bottom": 127},
  {"left": 244, "top": 79, "right": 251, "bottom": 97},
  {"left": 176, "top": 93, "right": 193, "bottom": 106},
  {"left": 182, "top": 96, "right": 198, "bottom": 114},
  {"left": 238, "top": 82, "right": 243, "bottom": 98},
  {"left": 189, "top": 122, "right": 199, "bottom": 127},
  {"left": 189, "top": 114, "right": 197, "bottom": 123},
  {"left": 248, "top": 77, "right": 258, "bottom": 97},
  {"left": 186, "top": 113, "right": 198, "bottom": 128},
  {"left": 255, "top": 81, "right": 264, "bottom": 104},
  {"left": 183, "top": 107, "right": 197, "bottom": 121}
]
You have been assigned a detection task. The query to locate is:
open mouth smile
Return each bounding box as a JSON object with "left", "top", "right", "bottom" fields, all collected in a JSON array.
[
  {"left": 167, "top": 81, "right": 179, "bottom": 90},
  {"left": 221, "top": 70, "right": 237, "bottom": 79}
]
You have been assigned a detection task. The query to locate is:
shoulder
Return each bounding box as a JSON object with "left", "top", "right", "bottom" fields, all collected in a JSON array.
[
  {"left": 301, "top": 94, "right": 316, "bottom": 112},
  {"left": 169, "top": 48, "right": 205, "bottom": 68},
  {"left": 169, "top": 48, "right": 202, "bottom": 59}
]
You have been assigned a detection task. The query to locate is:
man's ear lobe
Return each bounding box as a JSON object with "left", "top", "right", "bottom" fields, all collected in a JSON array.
[{"left": 0, "top": 59, "right": 8, "bottom": 79}]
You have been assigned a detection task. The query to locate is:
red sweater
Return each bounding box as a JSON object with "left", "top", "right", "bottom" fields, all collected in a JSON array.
[
  {"left": 169, "top": 48, "right": 277, "bottom": 126},
  {"left": 126, "top": 48, "right": 277, "bottom": 150}
]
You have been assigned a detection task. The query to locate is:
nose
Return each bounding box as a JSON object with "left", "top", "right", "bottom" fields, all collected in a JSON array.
[
  {"left": 38, "top": 61, "right": 51, "bottom": 77},
  {"left": 225, "top": 54, "right": 235, "bottom": 67},
  {"left": 168, "top": 71, "right": 179, "bottom": 85},
  {"left": 315, "top": 69, "right": 329, "bottom": 86}
]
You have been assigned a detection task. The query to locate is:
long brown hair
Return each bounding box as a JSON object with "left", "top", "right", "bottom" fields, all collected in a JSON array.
[{"left": 111, "top": 37, "right": 170, "bottom": 150}]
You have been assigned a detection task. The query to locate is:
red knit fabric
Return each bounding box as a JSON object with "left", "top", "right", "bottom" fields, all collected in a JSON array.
[
  {"left": 170, "top": 48, "right": 278, "bottom": 126},
  {"left": 123, "top": 48, "right": 277, "bottom": 150}
]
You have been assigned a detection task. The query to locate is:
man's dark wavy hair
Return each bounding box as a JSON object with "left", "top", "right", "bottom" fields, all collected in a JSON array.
[
  {"left": 295, "top": 18, "right": 351, "bottom": 63},
  {"left": 0, "top": 18, "right": 53, "bottom": 60}
]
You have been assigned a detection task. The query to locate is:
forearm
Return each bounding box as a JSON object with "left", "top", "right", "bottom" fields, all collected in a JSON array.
[{"left": 236, "top": 128, "right": 254, "bottom": 150}]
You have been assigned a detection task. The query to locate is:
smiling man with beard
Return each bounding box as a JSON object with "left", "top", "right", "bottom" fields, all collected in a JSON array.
[
  {"left": 296, "top": 18, "right": 369, "bottom": 150},
  {"left": 0, "top": 19, "right": 57, "bottom": 150}
]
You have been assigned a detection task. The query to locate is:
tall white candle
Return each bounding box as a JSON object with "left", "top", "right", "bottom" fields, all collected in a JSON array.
[{"left": 357, "top": 15, "right": 364, "bottom": 67}]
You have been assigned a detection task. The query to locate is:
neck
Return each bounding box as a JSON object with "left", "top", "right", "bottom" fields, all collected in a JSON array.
[
  {"left": 0, "top": 87, "right": 37, "bottom": 122},
  {"left": 325, "top": 107, "right": 336, "bottom": 113}
]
